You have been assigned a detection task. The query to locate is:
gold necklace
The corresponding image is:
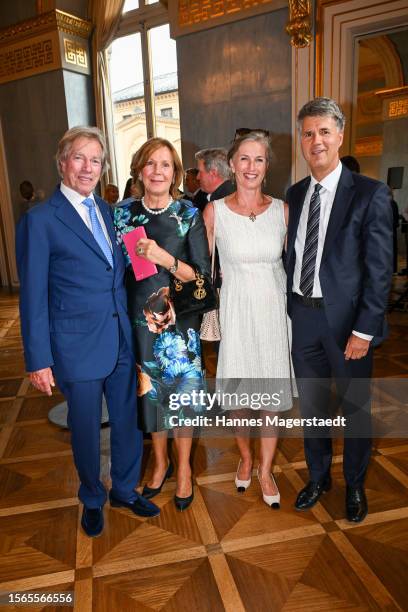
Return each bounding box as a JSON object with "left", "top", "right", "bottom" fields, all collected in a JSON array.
[{"left": 236, "top": 195, "right": 263, "bottom": 222}]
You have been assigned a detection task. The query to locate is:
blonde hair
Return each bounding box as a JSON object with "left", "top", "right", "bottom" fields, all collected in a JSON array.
[
  {"left": 227, "top": 132, "right": 271, "bottom": 165},
  {"left": 131, "top": 138, "right": 183, "bottom": 200}
]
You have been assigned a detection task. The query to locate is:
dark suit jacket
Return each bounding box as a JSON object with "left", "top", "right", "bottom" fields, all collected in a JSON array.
[
  {"left": 286, "top": 166, "right": 393, "bottom": 348},
  {"left": 16, "top": 186, "right": 133, "bottom": 382},
  {"left": 192, "top": 189, "right": 209, "bottom": 211},
  {"left": 209, "top": 180, "right": 235, "bottom": 202}
]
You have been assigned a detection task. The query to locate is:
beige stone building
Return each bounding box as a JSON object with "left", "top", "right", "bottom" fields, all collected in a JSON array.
[{"left": 113, "top": 72, "right": 181, "bottom": 195}]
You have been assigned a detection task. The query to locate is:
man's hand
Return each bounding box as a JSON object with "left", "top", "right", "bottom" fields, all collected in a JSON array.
[
  {"left": 29, "top": 367, "right": 55, "bottom": 396},
  {"left": 344, "top": 334, "right": 370, "bottom": 360}
]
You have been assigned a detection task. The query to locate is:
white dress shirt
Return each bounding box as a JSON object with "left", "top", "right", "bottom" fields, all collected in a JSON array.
[
  {"left": 292, "top": 162, "right": 372, "bottom": 341},
  {"left": 60, "top": 182, "right": 112, "bottom": 249}
]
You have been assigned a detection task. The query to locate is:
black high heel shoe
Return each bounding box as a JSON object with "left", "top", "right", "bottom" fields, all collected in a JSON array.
[
  {"left": 142, "top": 462, "right": 174, "bottom": 499},
  {"left": 174, "top": 479, "right": 194, "bottom": 512}
]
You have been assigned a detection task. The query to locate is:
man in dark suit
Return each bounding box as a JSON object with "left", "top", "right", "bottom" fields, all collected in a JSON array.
[
  {"left": 183, "top": 167, "right": 208, "bottom": 210},
  {"left": 195, "top": 148, "right": 234, "bottom": 203},
  {"left": 286, "top": 98, "right": 393, "bottom": 522},
  {"left": 194, "top": 148, "right": 234, "bottom": 359},
  {"left": 16, "top": 126, "right": 159, "bottom": 537}
]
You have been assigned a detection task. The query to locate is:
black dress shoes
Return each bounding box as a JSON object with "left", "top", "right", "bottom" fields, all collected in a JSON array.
[
  {"left": 174, "top": 481, "right": 194, "bottom": 512},
  {"left": 295, "top": 477, "right": 332, "bottom": 510},
  {"left": 81, "top": 506, "right": 104, "bottom": 537},
  {"left": 142, "top": 462, "right": 174, "bottom": 499},
  {"left": 346, "top": 485, "right": 368, "bottom": 523},
  {"left": 109, "top": 490, "right": 160, "bottom": 518}
]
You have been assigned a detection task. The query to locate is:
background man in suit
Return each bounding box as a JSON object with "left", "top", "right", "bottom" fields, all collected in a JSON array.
[
  {"left": 286, "top": 98, "right": 393, "bottom": 522},
  {"left": 194, "top": 148, "right": 233, "bottom": 360},
  {"left": 183, "top": 167, "right": 208, "bottom": 210},
  {"left": 16, "top": 126, "right": 159, "bottom": 537},
  {"left": 195, "top": 148, "right": 234, "bottom": 202}
]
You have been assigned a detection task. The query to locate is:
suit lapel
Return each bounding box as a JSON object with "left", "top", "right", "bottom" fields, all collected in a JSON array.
[
  {"left": 52, "top": 188, "right": 112, "bottom": 264},
  {"left": 287, "top": 177, "right": 310, "bottom": 259},
  {"left": 321, "top": 166, "right": 355, "bottom": 263}
]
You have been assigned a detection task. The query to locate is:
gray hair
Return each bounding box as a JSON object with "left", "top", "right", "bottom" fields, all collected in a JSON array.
[
  {"left": 56, "top": 126, "right": 109, "bottom": 176},
  {"left": 195, "top": 147, "right": 231, "bottom": 180},
  {"left": 297, "top": 97, "right": 346, "bottom": 132}
]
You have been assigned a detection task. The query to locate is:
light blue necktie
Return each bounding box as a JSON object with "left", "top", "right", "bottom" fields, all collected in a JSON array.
[{"left": 82, "top": 198, "right": 114, "bottom": 268}]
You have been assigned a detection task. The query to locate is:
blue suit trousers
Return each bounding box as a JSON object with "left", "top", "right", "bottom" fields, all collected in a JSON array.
[{"left": 59, "top": 326, "right": 142, "bottom": 508}]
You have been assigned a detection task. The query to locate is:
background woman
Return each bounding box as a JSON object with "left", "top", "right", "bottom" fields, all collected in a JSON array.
[
  {"left": 203, "top": 132, "right": 293, "bottom": 508},
  {"left": 114, "top": 137, "right": 210, "bottom": 511}
]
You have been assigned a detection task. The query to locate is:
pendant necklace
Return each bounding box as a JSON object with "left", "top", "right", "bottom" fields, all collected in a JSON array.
[{"left": 236, "top": 195, "right": 260, "bottom": 222}]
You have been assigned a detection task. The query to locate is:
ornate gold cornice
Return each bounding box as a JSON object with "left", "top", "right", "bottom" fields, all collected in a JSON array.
[
  {"left": 286, "top": 0, "right": 312, "bottom": 48},
  {"left": 0, "top": 9, "right": 92, "bottom": 46},
  {"left": 169, "top": 0, "right": 287, "bottom": 38},
  {"left": 0, "top": 10, "right": 92, "bottom": 85}
]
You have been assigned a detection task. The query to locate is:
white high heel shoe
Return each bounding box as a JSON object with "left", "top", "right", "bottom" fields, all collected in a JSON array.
[
  {"left": 257, "top": 467, "right": 280, "bottom": 509},
  {"left": 235, "top": 460, "right": 252, "bottom": 492}
]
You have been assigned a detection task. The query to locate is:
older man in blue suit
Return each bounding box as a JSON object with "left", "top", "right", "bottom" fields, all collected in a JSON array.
[
  {"left": 16, "top": 126, "right": 159, "bottom": 536},
  {"left": 286, "top": 98, "right": 393, "bottom": 522}
]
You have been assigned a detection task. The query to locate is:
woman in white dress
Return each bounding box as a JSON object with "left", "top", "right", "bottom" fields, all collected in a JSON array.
[{"left": 203, "top": 132, "right": 293, "bottom": 508}]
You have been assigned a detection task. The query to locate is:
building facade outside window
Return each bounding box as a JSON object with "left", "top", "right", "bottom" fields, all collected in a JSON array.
[{"left": 108, "top": 4, "right": 181, "bottom": 195}]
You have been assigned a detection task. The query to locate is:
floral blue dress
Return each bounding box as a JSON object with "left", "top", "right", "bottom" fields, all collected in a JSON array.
[{"left": 114, "top": 198, "right": 210, "bottom": 432}]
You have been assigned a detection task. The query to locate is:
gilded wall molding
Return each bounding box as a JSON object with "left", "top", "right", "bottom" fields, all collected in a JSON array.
[
  {"left": 375, "top": 86, "right": 408, "bottom": 121},
  {"left": 0, "top": 33, "right": 60, "bottom": 85},
  {"left": 286, "top": 0, "right": 312, "bottom": 48},
  {"left": 0, "top": 10, "right": 92, "bottom": 46},
  {"left": 0, "top": 10, "right": 92, "bottom": 85},
  {"left": 169, "top": 0, "right": 287, "bottom": 37}
]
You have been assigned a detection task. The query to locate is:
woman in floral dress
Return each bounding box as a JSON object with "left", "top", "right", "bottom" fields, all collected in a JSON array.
[{"left": 114, "top": 138, "right": 210, "bottom": 511}]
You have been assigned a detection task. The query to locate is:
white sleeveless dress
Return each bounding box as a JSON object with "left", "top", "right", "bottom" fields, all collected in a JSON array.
[{"left": 214, "top": 198, "right": 294, "bottom": 411}]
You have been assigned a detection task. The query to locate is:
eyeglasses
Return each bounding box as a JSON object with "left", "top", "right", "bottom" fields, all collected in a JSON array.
[{"left": 234, "top": 128, "right": 270, "bottom": 140}]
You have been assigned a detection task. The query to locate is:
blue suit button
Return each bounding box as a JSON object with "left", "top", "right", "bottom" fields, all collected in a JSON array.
[{"left": 113, "top": 313, "right": 118, "bottom": 318}]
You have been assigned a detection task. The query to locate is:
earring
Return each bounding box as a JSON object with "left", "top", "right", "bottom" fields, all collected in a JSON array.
[{"left": 138, "top": 173, "right": 142, "bottom": 181}]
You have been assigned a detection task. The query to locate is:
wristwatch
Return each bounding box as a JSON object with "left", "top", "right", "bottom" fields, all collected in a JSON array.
[{"left": 169, "top": 257, "right": 178, "bottom": 274}]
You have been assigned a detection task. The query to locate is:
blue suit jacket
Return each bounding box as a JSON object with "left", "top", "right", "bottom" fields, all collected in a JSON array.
[
  {"left": 16, "top": 186, "right": 134, "bottom": 382},
  {"left": 286, "top": 166, "right": 393, "bottom": 348}
]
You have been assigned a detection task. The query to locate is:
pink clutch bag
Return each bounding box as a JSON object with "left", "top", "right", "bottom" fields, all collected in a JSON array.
[{"left": 122, "top": 226, "right": 158, "bottom": 281}]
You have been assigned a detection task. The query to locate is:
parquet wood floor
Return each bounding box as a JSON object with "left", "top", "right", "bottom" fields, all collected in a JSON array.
[{"left": 0, "top": 288, "right": 407, "bottom": 611}]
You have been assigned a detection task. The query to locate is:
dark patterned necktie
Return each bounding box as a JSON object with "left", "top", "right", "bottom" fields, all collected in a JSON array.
[{"left": 299, "top": 183, "right": 322, "bottom": 297}]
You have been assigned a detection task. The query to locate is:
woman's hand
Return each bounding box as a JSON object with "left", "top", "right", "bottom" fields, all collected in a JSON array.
[
  {"left": 135, "top": 238, "right": 196, "bottom": 281},
  {"left": 136, "top": 238, "right": 165, "bottom": 265}
]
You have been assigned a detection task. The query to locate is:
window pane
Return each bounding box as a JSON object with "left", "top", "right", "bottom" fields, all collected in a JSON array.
[
  {"left": 123, "top": 0, "right": 139, "bottom": 12},
  {"left": 149, "top": 24, "right": 182, "bottom": 164},
  {"left": 108, "top": 34, "right": 147, "bottom": 198}
]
